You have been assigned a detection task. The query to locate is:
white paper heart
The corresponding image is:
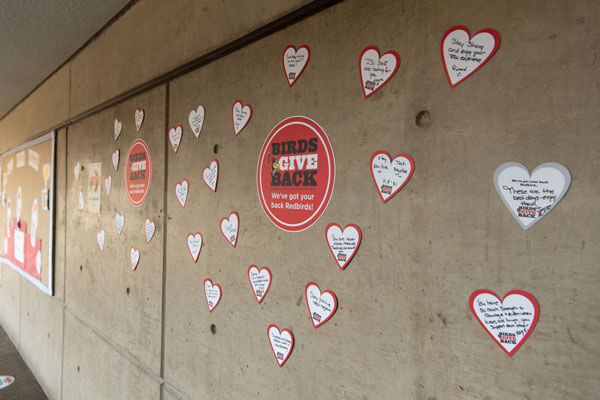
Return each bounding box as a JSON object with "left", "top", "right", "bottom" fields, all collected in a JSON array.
[
  {"left": 175, "top": 179, "right": 189, "bottom": 207},
  {"left": 359, "top": 46, "right": 400, "bottom": 98},
  {"left": 168, "top": 125, "right": 183, "bottom": 153},
  {"left": 305, "top": 282, "right": 337, "bottom": 328},
  {"left": 470, "top": 289, "right": 539, "bottom": 356},
  {"left": 493, "top": 162, "right": 571, "bottom": 230},
  {"left": 112, "top": 149, "right": 119, "bottom": 171},
  {"left": 204, "top": 279, "right": 222, "bottom": 312},
  {"left": 74, "top": 162, "right": 81, "bottom": 180},
  {"left": 232, "top": 100, "right": 252, "bottom": 136},
  {"left": 268, "top": 324, "right": 294, "bottom": 367},
  {"left": 283, "top": 45, "right": 310, "bottom": 87},
  {"left": 78, "top": 191, "right": 84, "bottom": 210},
  {"left": 130, "top": 247, "right": 140, "bottom": 270},
  {"left": 134, "top": 108, "right": 145, "bottom": 131},
  {"left": 104, "top": 176, "right": 111, "bottom": 195},
  {"left": 220, "top": 212, "right": 239, "bottom": 247},
  {"left": 248, "top": 265, "right": 271, "bottom": 304},
  {"left": 325, "top": 223, "right": 361, "bottom": 270},
  {"left": 188, "top": 105, "right": 205, "bottom": 138},
  {"left": 97, "top": 230, "right": 105, "bottom": 251},
  {"left": 145, "top": 218, "right": 155, "bottom": 243},
  {"left": 370, "top": 151, "right": 415, "bottom": 203},
  {"left": 202, "top": 160, "right": 218, "bottom": 192},
  {"left": 442, "top": 26, "right": 500, "bottom": 88},
  {"left": 114, "top": 118, "right": 122, "bottom": 141},
  {"left": 0, "top": 375, "right": 15, "bottom": 389},
  {"left": 187, "top": 232, "right": 202, "bottom": 262},
  {"left": 115, "top": 212, "right": 125, "bottom": 234}
]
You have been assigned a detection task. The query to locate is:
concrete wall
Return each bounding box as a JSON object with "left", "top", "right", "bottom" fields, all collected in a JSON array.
[{"left": 1, "top": 0, "right": 599, "bottom": 399}]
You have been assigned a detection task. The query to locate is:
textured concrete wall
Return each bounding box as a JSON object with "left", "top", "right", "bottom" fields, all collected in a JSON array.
[{"left": 1, "top": 0, "right": 599, "bottom": 399}]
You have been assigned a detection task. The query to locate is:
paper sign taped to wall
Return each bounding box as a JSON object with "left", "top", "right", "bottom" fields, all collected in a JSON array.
[{"left": 87, "top": 163, "right": 101, "bottom": 213}]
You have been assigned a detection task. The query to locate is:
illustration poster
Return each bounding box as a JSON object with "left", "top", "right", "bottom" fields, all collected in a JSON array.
[{"left": 87, "top": 162, "right": 102, "bottom": 213}]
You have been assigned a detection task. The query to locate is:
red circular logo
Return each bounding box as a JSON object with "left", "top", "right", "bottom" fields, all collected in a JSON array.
[
  {"left": 257, "top": 116, "right": 335, "bottom": 232},
  {"left": 125, "top": 139, "right": 152, "bottom": 207}
]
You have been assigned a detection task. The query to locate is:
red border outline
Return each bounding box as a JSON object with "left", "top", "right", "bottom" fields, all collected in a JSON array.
[
  {"left": 125, "top": 138, "right": 152, "bottom": 207},
  {"left": 175, "top": 179, "right": 189, "bottom": 208},
  {"left": 104, "top": 175, "right": 112, "bottom": 195},
  {"left": 130, "top": 247, "right": 140, "bottom": 271},
  {"left": 247, "top": 265, "right": 272, "bottom": 304},
  {"left": 168, "top": 125, "right": 183, "bottom": 153},
  {"left": 134, "top": 108, "right": 145, "bottom": 131},
  {"left": 469, "top": 289, "right": 540, "bottom": 357},
  {"left": 202, "top": 159, "right": 219, "bottom": 192},
  {"left": 305, "top": 281, "right": 338, "bottom": 328},
  {"left": 144, "top": 218, "right": 155, "bottom": 243},
  {"left": 369, "top": 151, "right": 415, "bottom": 203},
  {"left": 325, "top": 223, "right": 362, "bottom": 270},
  {"left": 267, "top": 324, "right": 294, "bottom": 367},
  {"left": 187, "top": 232, "right": 202, "bottom": 262},
  {"left": 282, "top": 44, "right": 311, "bottom": 87},
  {"left": 204, "top": 278, "right": 221, "bottom": 313},
  {"left": 112, "top": 149, "right": 119, "bottom": 171},
  {"left": 359, "top": 46, "right": 400, "bottom": 99},
  {"left": 232, "top": 100, "right": 252, "bottom": 136},
  {"left": 219, "top": 211, "right": 239, "bottom": 247}
]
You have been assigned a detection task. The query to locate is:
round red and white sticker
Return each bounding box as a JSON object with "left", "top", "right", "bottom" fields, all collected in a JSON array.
[
  {"left": 125, "top": 138, "right": 151, "bottom": 206},
  {"left": 257, "top": 116, "right": 335, "bottom": 232}
]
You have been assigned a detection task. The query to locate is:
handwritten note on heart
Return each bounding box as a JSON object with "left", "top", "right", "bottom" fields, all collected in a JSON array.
[
  {"left": 283, "top": 45, "right": 310, "bottom": 87},
  {"left": 470, "top": 289, "right": 539, "bottom": 356},
  {"left": 97, "top": 230, "right": 105, "bottom": 251},
  {"left": 111, "top": 149, "right": 119, "bottom": 171},
  {"left": 134, "top": 108, "right": 145, "bottom": 131},
  {"left": 268, "top": 324, "right": 294, "bottom": 367},
  {"left": 360, "top": 46, "right": 400, "bottom": 98},
  {"left": 370, "top": 151, "right": 415, "bottom": 203},
  {"left": 204, "top": 279, "right": 221, "bottom": 312},
  {"left": 441, "top": 25, "right": 500, "bottom": 88},
  {"left": 130, "top": 247, "right": 140, "bottom": 270},
  {"left": 175, "top": 179, "right": 189, "bottom": 207},
  {"left": 145, "top": 218, "right": 155, "bottom": 242},
  {"left": 78, "top": 191, "right": 84, "bottom": 210},
  {"left": 248, "top": 265, "right": 271, "bottom": 303},
  {"left": 74, "top": 162, "right": 81, "bottom": 180},
  {"left": 202, "top": 160, "right": 218, "bottom": 192},
  {"left": 187, "top": 232, "right": 202, "bottom": 262},
  {"left": 104, "top": 176, "right": 111, "bottom": 195},
  {"left": 188, "top": 105, "right": 205, "bottom": 138},
  {"left": 168, "top": 125, "right": 183, "bottom": 153},
  {"left": 114, "top": 118, "right": 122, "bottom": 141},
  {"left": 232, "top": 100, "right": 252, "bottom": 136},
  {"left": 0, "top": 375, "right": 15, "bottom": 390},
  {"left": 115, "top": 212, "right": 125, "bottom": 234},
  {"left": 494, "top": 162, "right": 571, "bottom": 230},
  {"left": 325, "top": 223, "right": 361, "bottom": 270},
  {"left": 305, "top": 282, "right": 338, "bottom": 328},
  {"left": 220, "top": 212, "right": 239, "bottom": 247}
]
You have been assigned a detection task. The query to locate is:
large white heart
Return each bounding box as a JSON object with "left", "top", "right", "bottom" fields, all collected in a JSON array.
[
  {"left": 78, "top": 191, "right": 84, "bottom": 210},
  {"left": 202, "top": 160, "right": 218, "bottom": 192},
  {"left": 232, "top": 101, "right": 252, "bottom": 136},
  {"left": 97, "top": 230, "right": 105, "bottom": 251},
  {"left": 74, "top": 162, "right": 81, "bottom": 180},
  {"left": 134, "top": 108, "right": 145, "bottom": 131},
  {"left": 305, "top": 282, "right": 337, "bottom": 328},
  {"left": 104, "top": 176, "right": 111, "bottom": 195},
  {"left": 267, "top": 324, "right": 294, "bottom": 367},
  {"left": 145, "top": 218, "right": 156, "bottom": 243},
  {"left": 112, "top": 149, "right": 120, "bottom": 171},
  {"left": 114, "top": 118, "right": 122, "bottom": 141},
  {"left": 325, "top": 223, "right": 361, "bottom": 270},
  {"left": 0, "top": 375, "right": 15, "bottom": 389},
  {"left": 220, "top": 212, "right": 239, "bottom": 247},
  {"left": 204, "top": 279, "right": 221, "bottom": 312},
  {"left": 130, "top": 247, "right": 140, "bottom": 270},
  {"left": 441, "top": 25, "right": 500, "bottom": 88},
  {"left": 359, "top": 46, "right": 400, "bottom": 98},
  {"left": 187, "top": 232, "right": 202, "bottom": 262},
  {"left": 115, "top": 212, "right": 125, "bottom": 234},
  {"left": 282, "top": 45, "right": 310, "bottom": 87},
  {"left": 493, "top": 162, "right": 571, "bottom": 230},
  {"left": 370, "top": 151, "right": 415, "bottom": 203},
  {"left": 188, "top": 105, "right": 205, "bottom": 138},
  {"left": 175, "top": 179, "right": 189, "bottom": 207},
  {"left": 248, "top": 265, "right": 271, "bottom": 303},
  {"left": 168, "top": 125, "right": 183, "bottom": 153},
  {"left": 470, "top": 289, "right": 539, "bottom": 356}
]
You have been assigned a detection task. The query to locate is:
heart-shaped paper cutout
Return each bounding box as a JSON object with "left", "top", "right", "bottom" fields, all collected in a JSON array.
[
  {"left": 0, "top": 375, "right": 15, "bottom": 389},
  {"left": 267, "top": 324, "right": 294, "bottom": 367},
  {"left": 115, "top": 212, "right": 125, "bottom": 234},
  {"left": 220, "top": 212, "right": 239, "bottom": 247},
  {"left": 104, "top": 176, "right": 111, "bottom": 195},
  {"left": 130, "top": 247, "right": 140, "bottom": 270},
  {"left": 282, "top": 45, "right": 310, "bottom": 87},
  {"left": 493, "top": 162, "right": 571, "bottom": 230},
  {"left": 145, "top": 218, "right": 155, "bottom": 242},
  {"left": 175, "top": 179, "right": 189, "bottom": 207},
  {"left": 248, "top": 265, "right": 271, "bottom": 303},
  {"left": 97, "top": 230, "right": 105, "bottom": 251},
  {"left": 470, "top": 289, "right": 539, "bottom": 356},
  {"left": 325, "top": 223, "right": 361, "bottom": 270},
  {"left": 187, "top": 232, "right": 202, "bottom": 262},
  {"left": 305, "top": 282, "right": 338, "bottom": 328},
  {"left": 74, "top": 162, "right": 81, "bottom": 180},
  {"left": 188, "top": 105, "right": 205, "bottom": 138},
  {"left": 359, "top": 46, "right": 400, "bottom": 98},
  {"left": 370, "top": 151, "right": 415, "bottom": 203},
  {"left": 114, "top": 118, "right": 122, "bottom": 141},
  {"left": 204, "top": 279, "right": 221, "bottom": 312},
  {"left": 232, "top": 100, "right": 252, "bottom": 136},
  {"left": 168, "top": 125, "right": 183, "bottom": 153},
  {"left": 134, "top": 108, "right": 145, "bottom": 131},
  {"left": 78, "top": 191, "right": 84, "bottom": 210},
  {"left": 112, "top": 149, "right": 120, "bottom": 171},
  {"left": 441, "top": 25, "right": 500, "bottom": 88},
  {"left": 202, "top": 159, "right": 218, "bottom": 192}
]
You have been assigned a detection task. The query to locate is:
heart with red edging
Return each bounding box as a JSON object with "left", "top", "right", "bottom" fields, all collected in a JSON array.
[{"left": 267, "top": 324, "right": 294, "bottom": 367}]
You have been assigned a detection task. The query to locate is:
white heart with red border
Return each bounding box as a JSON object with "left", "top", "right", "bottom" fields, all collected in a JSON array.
[
  {"left": 202, "top": 160, "right": 218, "bottom": 192},
  {"left": 112, "top": 149, "right": 119, "bottom": 171},
  {"left": 188, "top": 105, "right": 205, "bottom": 138},
  {"left": 325, "top": 223, "right": 361, "bottom": 270},
  {"left": 267, "top": 324, "right": 294, "bottom": 367},
  {"left": 370, "top": 151, "right": 415, "bottom": 203},
  {"left": 359, "top": 46, "right": 400, "bottom": 98},
  {"left": 232, "top": 101, "right": 251, "bottom": 136},
  {"left": 493, "top": 162, "right": 571, "bottom": 230},
  {"left": 220, "top": 212, "right": 239, "bottom": 247},
  {"left": 0, "top": 375, "right": 15, "bottom": 390},
  {"left": 175, "top": 179, "right": 189, "bottom": 207},
  {"left": 115, "top": 212, "right": 125, "bottom": 234},
  {"left": 130, "top": 247, "right": 140, "bottom": 270},
  {"left": 441, "top": 26, "right": 500, "bottom": 88},
  {"left": 145, "top": 218, "right": 155, "bottom": 242},
  {"left": 134, "top": 108, "right": 145, "bottom": 131},
  {"left": 74, "top": 162, "right": 81, "bottom": 180},
  {"left": 78, "top": 191, "right": 84, "bottom": 210},
  {"left": 97, "top": 230, "right": 105, "bottom": 251},
  {"left": 187, "top": 232, "right": 202, "bottom": 262},
  {"left": 283, "top": 45, "right": 310, "bottom": 87},
  {"left": 470, "top": 289, "right": 539, "bottom": 356},
  {"left": 114, "top": 118, "right": 122, "bottom": 141},
  {"left": 305, "top": 282, "right": 338, "bottom": 328},
  {"left": 168, "top": 125, "right": 183, "bottom": 153},
  {"left": 204, "top": 279, "right": 221, "bottom": 312},
  {"left": 104, "top": 176, "right": 111, "bottom": 195},
  {"left": 248, "top": 265, "right": 271, "bottom": 303}
]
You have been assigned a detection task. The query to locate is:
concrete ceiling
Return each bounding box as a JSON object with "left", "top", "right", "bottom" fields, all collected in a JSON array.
[{"left": 0, "top": 0, "right": 131, "bottom": 119}]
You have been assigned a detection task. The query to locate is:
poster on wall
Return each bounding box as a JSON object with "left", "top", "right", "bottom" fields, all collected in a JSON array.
[
  {"left": 125, "top": 138, "right": 151, "bottom": 207},
  {"left": 0, "top": 131, "right": 55, "bottom": 296},
  {"left": 257, "top": 116, "right": 335, "bottom": 232},
  {"left": 86, "top": 162, "right": 102, "bottom": 213}
]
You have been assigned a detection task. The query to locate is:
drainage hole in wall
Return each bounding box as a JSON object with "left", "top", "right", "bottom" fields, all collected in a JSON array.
[
  {"left": 415, "top": 110, "right": 432, "bottom": 128},
  {"left": 213, "top": 144, "right": 219, "bottom": 154},
  {"left": 210, "top": 324, "right": 217, "bottom": 334},
  {"left": 126, "top": 287, "right": 130, "bottom": 296},
  {"left": 77, "top": 366, "right": 80, "bottom": 372},
  {"left": 79, "top": 265, "right": 82, "bottom": 271}
]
